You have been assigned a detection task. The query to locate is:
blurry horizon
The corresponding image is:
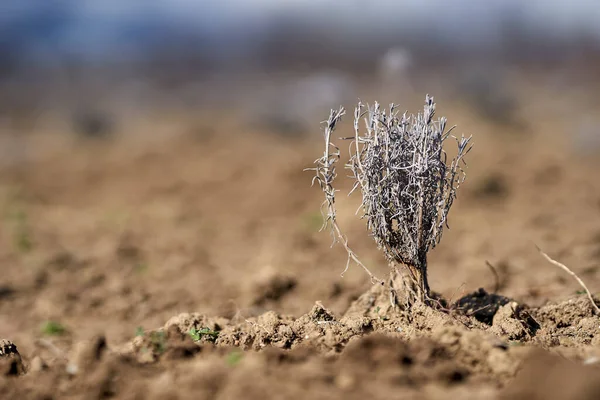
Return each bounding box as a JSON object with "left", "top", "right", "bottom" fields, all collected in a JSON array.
[
  {"left": 1, "top": 0, "right": 599, "bottom": 154},
  {"left": 3, "top": 0, "right": 600, "bottom": 68}
]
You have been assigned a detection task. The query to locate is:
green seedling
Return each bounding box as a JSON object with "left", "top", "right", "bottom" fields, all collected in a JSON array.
[
  {"left": 189, "top": 327, "right": 219, "bottom": 343},
  {"left": 41, "top": 321, "right": 67, "bottom": 336},
  {"left": 301, "top": 211, "right": 324, "bottom": 232},
  {"left": 374, "top": 306, "right": 389, "bottom": 321},
  {"left": 226, "top": 350, "right": 243, "bottom": 366},
  {"left": 135, "top": 262, "right": 149, "bottom": 274},
  {"left": 9, "top": 209, "right": 33, "bottom": 253},
  {"left": 149, "top": 331, "right": 167, "bottom": 354}
]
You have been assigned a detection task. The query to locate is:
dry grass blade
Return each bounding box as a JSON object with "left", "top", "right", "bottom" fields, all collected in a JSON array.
[
  {"left": 34, "top": 338, "right": 68, "bottom": 360},
  {"left": 536, "top": 245, "right": 600, "bottom": 315},
  {"left": 485, "top": 260, "right": 501, "bottom": 293}
]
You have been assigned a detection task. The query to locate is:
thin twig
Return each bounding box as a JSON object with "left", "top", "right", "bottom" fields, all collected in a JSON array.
[
  {"left": 34, "top": 338, "right": 68, "bottom": 360},
  {"left": 485, "top": 260, "right": 501, "bottom": 293},
  {"left": 305, "top": 107, "right": 383, "bottom": 285},
  {"left": 536, "top": 245, "right": 600, "bottom": 315}
]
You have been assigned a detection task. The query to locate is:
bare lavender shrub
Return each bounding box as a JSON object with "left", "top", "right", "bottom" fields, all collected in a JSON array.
[{"left": 308, "top": 95, "right": 472, "bottom": 306}]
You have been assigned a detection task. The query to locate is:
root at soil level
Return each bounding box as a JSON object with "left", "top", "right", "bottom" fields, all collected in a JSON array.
[{"left": 389, "top": 266, "right": 438, "bottom": 310}]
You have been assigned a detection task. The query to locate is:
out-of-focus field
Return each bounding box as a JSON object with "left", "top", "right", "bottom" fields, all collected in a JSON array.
[{"left": 2, "top": 64, "right": 600, "bottom": 399}]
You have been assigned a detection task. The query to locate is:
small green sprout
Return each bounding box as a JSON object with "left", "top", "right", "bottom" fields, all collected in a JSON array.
[
  {"left": 41, "top": 321, "right": 67, "bottom": 336},
  {"left": 9, "top": 209, "right": 33, "bottom": 253},
  {"left": 226, "top": 350, "right": 243, "bottom": 366},
  {"left": 135, "top": 262, "right": 149, "bottom": 274},
  {"left": 374, "top": 306, "right": 389, "bottom": 321},
  {"left": 189, "top": 327, "right": 219, "bottom": 343},
  {"left": 149, "top": 331, "right": 167, "bottom": 354},
  {"left": 302, "top": 211, "right": 324, "bottom": 232}
]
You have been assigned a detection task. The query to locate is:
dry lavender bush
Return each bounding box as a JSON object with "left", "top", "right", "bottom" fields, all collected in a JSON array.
[{"left": 308, "top": 95, "right": 472, "bottom": 307}]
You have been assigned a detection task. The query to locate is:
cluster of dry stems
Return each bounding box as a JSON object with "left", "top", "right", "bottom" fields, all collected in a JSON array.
[
  {"left": 308, "top": 95, "right": 472, "bottom": 306},
  {"left": 309, "top": 94, "right": 600, "bottom": 314}
]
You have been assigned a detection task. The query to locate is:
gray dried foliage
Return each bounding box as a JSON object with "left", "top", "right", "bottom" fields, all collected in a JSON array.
[{"left": 308, "top": 95, "right": 472, "bottom": 303}]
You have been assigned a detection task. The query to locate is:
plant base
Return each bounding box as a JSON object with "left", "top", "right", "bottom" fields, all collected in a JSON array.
[{"left": 389, "top": 264, "right": 433, "bottom": 310}]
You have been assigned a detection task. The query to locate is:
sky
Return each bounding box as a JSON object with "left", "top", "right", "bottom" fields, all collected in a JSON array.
[{"left": 2, "top": 0, "right": 600, "bottom": 61}]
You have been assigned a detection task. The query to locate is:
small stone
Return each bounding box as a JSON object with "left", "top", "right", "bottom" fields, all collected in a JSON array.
[
  {"left": 0, "top": 340, "right": 25, "bottom": 376},
  {"left": 491, "top": 303, "right": 527, "bottom": 340},
  {"left": 336, "top": 373, "right": 356, "bottom": 390},
  {"left": 67, "top": 335, "right": 107, "bottom": 374},
  {"left": 455, "top": 288, "right": 511, "bottom": 325},
  {"left": 29, "top": 356, "right": 48, "bottom": 372},
  {"left": 583, "top": 356, "right": 600, "bottom": 366}
]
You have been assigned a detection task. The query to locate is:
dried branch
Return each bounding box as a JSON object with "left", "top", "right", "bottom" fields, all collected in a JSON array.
[
  {"left": 344, "top": 96, "right": 472, "bottom": 299},
  {"left": 305, "top": 108, "right": 383, "bottom": 285},
  {"left": 536, "top": 245, "right": 600, "bottom": 315},
  {"left": 485, "top": 260, "right": 501, "bottom": 294},
  {"left": 308, "top": 96, "right": 471, "bottom": 302}
]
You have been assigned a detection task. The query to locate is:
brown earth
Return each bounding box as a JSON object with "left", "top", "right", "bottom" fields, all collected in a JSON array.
[{"left": 1, "top": 80, "right": 600, "bottom": 399}]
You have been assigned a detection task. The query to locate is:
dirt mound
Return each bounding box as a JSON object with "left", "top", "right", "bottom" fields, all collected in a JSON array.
[
  {"left": 502, "top": 350, "right": 600, "bottom": 400},
  {"left": 6, "top": 291, "right": 600, "bottom": 399},
  {"left": 8, "top": 269, "right": 600, "bottom": 399},
  {"left": 532, "top": 296, "right": 600, "bottom": 349}
]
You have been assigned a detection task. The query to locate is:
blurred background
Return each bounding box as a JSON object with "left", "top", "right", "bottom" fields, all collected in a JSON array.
[
  {"left": 1, "top": 0, "right": 600, "bottom": 348},
  {"left": 2, "top": 0, "right": 600, "bottom": 147}
]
